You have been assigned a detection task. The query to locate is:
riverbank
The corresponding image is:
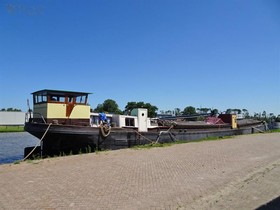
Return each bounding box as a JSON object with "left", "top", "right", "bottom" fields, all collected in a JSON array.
[
  {"left": 0, "top": 133, "right": 279, "bottom": 209},
  {"left": 0, "top": 125, "right": 24, "bottom": 132}
]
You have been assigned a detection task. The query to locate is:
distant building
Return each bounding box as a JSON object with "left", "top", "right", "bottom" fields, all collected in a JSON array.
[{"left": 0, "top": 111, "right": 26, "bottom": 125}]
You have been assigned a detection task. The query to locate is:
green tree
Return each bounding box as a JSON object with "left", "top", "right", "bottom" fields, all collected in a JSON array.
[
  {"left": 174, "top": 108, "right": 181, "bottom": 116},
  {"left": 182, "top": 106, "right": 196, "bottom": 115},
  {"left": 269, "top": 113, "right": 275, "bottom": 119},
  {"left": 262, "top": 111, "right": 267, "bottom": 119},
  {"left": 165, "top": 110, "right": 172, "bottom": 115},
  {"left": 254, "top": 112, "right": 260, "bottom": 119},
  {"left": 93, "top": 104, "right": 104, "bottom": 113},
  {"left": 197, "top": 107, "right": 210, "bottom": 114},
  {"left": 233, "top": 109, "right": 242, "bottom": 114},
  {"left": 125, "top": 101, "right": 158, "bottom": 118},
  {"left": 5, "top": 108, "right": 22, "bottom": 112},
  {"left": 242, "top": 109, "right": 250, "bottom": 118},
  {"left": 93, "top": 99, "right": 122, "bottom": 114},
  {"left": 125, "top": 102, "right": 138, "bottom": 112},
  {"left": 210, "top": 109, "right": 219, "bottom": 116},
  {"left": 225, "top": 109, "right": 232, "bottom": 114}
]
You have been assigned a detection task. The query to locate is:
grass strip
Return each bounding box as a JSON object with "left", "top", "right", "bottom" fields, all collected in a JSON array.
[
  {"left": 269, "top": 128, "right": 280, "bottom": 133},
  {"left": 133, "top": 135, "right": 233, "bottom": 149},
  {"left": 0, "top": 126, "right": 24, "bottom": 132}
]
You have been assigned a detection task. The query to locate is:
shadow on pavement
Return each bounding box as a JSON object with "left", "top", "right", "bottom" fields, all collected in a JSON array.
[{"left": 256, "top": 196, "right": 280, "bottom": 210}]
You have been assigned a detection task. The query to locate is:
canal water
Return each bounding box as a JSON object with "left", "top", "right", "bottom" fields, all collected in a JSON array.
[{"left": 0, "top": 132, "right": 38, "bottom": 164}]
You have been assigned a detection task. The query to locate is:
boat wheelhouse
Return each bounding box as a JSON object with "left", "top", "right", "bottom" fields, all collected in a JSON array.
[{"left": 31, "top": 89, "right": 91, "bottom": 125}]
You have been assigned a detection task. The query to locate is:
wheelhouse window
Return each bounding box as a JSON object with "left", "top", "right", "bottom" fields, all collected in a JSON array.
[
  {"left": 34, "top": 94, "right": 47, "bottom": 104},
  {"left": 49, "top": 95, "right": 66, "bottom": 103},
  {"left": 68, "top": 96, "right": 74, "bottom": 103},
  {"left": 76, "top": 95, "right": 87, "bottom": 104},
  {"left": 32, "top": 90, "right": 90, "bottom": 106}
]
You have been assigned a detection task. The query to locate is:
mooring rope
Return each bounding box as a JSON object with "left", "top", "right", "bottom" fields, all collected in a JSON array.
[
  {"left": 155, "top": 125, "right": 175, "bottom": 143},
  {"left": 166, "top": 124, "right": 174, "bottom": 133},
  {"left": 132, "top": 124, "right": 175, "bottom": 144},
  {"left": 132, "top": 129, "right": 155, "bottom": 144},
  {"left": 251, "top": 126, "right": 265, "bottom": 133},
  {"left": 22, "top": 123, "right": 52, "bottom": 161},
  {"left": 100, "top": 123, "right": 111, "bottom": 138}
]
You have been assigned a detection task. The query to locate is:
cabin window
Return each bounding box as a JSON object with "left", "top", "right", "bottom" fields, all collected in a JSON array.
[
  {"left": 125, "top": 118, "right": 135, "bottom": 126},
  {"left": 68, "top": 96, "right": 74, "bottom": 103},
  {"left": 34, "top": 94, "right": 47, "bottom": 104},
  {"left": 49, "top": 95, "right": 66, "bottom": 103},
  {"left": 57, "top": 96, "right": 65, "bottom": 103},
  {"left": 90, "top": 116, "right": 99, "bottom": 126},
  {"left": 76, "top": 95, "right": 87, "bottom": 104},
  {"left": 50, "top": 96, "right": 57, "bottom": 101}
]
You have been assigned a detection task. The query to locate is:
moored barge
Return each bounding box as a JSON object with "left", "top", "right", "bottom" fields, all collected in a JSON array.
[{"left": 24, "top": 89, "right": 265, "bottom": 157}]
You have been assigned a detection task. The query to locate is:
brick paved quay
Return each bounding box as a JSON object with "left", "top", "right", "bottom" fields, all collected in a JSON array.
[{"left": 0, "top": 133, "right": 280, "bottom": 210}]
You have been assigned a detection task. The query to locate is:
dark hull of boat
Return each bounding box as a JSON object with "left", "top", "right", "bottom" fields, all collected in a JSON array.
[{"left": 24, "top": 121, "right": 265, "bottom": 157}]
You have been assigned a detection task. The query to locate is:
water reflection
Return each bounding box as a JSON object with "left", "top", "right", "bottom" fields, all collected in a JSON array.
[{"left": 0, "top": 132, "right": 38, "bottom": 164}]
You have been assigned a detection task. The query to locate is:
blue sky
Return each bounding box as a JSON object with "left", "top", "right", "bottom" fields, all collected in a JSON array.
[{"left": 0, "top": 0, "right": 279, "bottom": 116}]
